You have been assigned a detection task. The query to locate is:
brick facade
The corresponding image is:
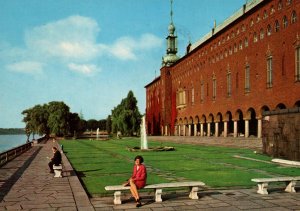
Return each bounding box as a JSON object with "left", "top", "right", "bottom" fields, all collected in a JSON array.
[
  {"left": 145, "top": 0, "right": 300, "bottom": 138},
  {"left": 262, "top": 108, "right": 300, "bottom": 161}
]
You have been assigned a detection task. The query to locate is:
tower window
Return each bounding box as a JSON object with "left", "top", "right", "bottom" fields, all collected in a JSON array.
[
  {"left": 267, "top": 56, "right": 273, "bottom": 88},
  {"left": 245, "top": 65, "right": 250, "bottom": 92},
  {"left": 296, "top": 46, "right": 300, "bottom": 81},
  {"left": 291, "top": 11, "right": 297, "bottom": 23},
  {"left": 212, "top": 75, "right": 217, "bottom": 100},
  {"left": 227, "top": 70, "right": 232, "bottom": 97}
]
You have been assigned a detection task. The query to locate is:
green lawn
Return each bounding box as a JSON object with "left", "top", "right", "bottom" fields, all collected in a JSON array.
[{"left": 60, "top": 137, "right": 300, "bottom": 196}]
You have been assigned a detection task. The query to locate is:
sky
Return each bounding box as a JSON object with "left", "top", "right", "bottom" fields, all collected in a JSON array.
[{"left": 0, "top": 0, "right": 246, "bottom": 128}]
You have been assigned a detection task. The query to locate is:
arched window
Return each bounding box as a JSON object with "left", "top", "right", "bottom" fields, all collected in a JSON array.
[
  {"left": 286, "top": 0, "right": 292, "bottom": 6},
  {"left": 260, "top": 28, "right": 265, "bottom": 39},
  {"left": 267, "top": 25, "right": 272, "bottom": 36},
  {"left": 278, "top": 0, "right": 282, "bottom": 10},
  {"left": 291, "top": 11, "right": 297, "bottom": 23},
  {"left": 270, "top": 5, "right": 275, "bottom": 15},
  {"left": 257, "top": 14, "right": 261, "bottom": 23},
  {"left": 244, "top": 37, "right": 248, "bottom": 47},
  {"left": 254, "top": 32, "right": 258, "bottom": 42},
  {"left": 239, "top": 40, "right": 243, "bottom": 50},
  {"left": 226, "top": 69, "right": 232, "bottom": 97},
  {"left": 283, "top": 15, "right": 288, "bottom": 28},
  {"left": 275, "top": 20, "right": 280, "bottom": 32},
  {"left": 234, "top": 43, "right": 237, "bottom": 52},
  {"left": 245, "top": 64, "right": 250, "bottom": 92},
  {"left": 263, "top": 10, "right": 268, "bottom": 19},
  {"left": 250, "top": 18, "right": 254, "bottom": 27},
  {"left": 267, "top": 56, "right": 273, "bottom": 88},
  {"left": 212, "top": 74, "right": 217, "bottom": 100}
]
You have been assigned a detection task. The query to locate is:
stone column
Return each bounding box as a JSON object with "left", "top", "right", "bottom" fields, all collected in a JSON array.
[
  {"left": 224, "top": 121, "right": 228, "bottom": 137},
  {"left": 207, "top": 123, "right": 211, "bottom": 137},
  {"left": 215, "top": 122, "right": 219, "bottom": 137},
  {"left": 194, "top": 124, "right": 197, "bottom": 136},
  {"left": 188, "top": 124, "right": 191, "bottom": 136},
  {"left": 234, "top": 120, "right": 238, "bottom": 138},
  {"left": 161, "top": 126, "right": 164, "bottom": 136},
  {"left": 183, "top": 125, "right": 186, "bottom": 136},
  {"left": 200, "top": 123, "right": 204, "bottom": 137},
  {"left": 257, "top": 118, "right": 262, "bottom": 138},
  {"left": 178, "top": 125, "right": 181, "bottom": 136},
  {"left": 245, "top": 119, "right": 249, "bottom": 138}
]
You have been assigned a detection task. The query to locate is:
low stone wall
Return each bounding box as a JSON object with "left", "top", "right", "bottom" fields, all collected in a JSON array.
[{"left": 262, "top": 108, "right": 300, "bottom": 161}]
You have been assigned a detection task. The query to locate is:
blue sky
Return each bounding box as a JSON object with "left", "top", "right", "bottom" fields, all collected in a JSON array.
[{"left": 0, "top": 0, "right": 245, "bottom": 128}]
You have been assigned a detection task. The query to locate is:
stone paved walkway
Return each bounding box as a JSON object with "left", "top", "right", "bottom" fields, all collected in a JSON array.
[
  {"left": 0, "top": 137, "right": 300, "bottom": 210},
  {"left": 0, "top": 139, "right": 93, "bottom": 210}
]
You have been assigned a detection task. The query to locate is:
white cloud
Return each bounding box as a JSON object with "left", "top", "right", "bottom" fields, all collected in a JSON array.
[
  {"left": 6, "top": 61, "right": 43, "bottom": 74},
  {"left": 2, "top": 15, "right": 163, "bottom": 76},
  {"left": 68, "top": 63, "right": 100, "bottom": 76},
  {"left": 25, "top": 15, "right": 100, "bottom": 61},
  {"left": 106, "top": 33, "right": 162, "bottom": 60}
]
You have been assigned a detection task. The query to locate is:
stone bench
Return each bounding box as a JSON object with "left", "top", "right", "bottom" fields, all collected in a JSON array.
[
  {"left": 53, "top": 164, "right": 63, "bottom": 178},
  {"left": 251, "top": 176, "right": 300, "bottom": 194},
  {"left": 105, "top": 181, "right": 205, "bottom": 205}
]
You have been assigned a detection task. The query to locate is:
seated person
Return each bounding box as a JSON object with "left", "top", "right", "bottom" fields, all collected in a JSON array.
[
  {"left": 48, "top": 147, "right": 62, "bottom": 173},
  {"left": 123, "top": 155, "right": 147, "bottom": 207}
]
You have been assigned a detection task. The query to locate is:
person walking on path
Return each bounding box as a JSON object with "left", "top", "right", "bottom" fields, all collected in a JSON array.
[
  {"left": 48, "top": 146, "right": 61, "bottom": 173},
  {"left": 123, "top": 155, "right": 147, "bottom": 207}
]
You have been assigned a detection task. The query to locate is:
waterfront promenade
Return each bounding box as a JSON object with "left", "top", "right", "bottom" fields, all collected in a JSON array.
[{"left": 0, "top": 138, "right": 300, "bottom": 210}]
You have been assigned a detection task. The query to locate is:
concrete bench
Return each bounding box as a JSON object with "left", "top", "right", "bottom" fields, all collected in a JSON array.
[
  {"left": 251, "top": 176, "right": 300, "bottom": 194},
  {"left": 53, "top": 164, "right": 63, "bottom": 178},
  {"left": 105, "top": 181, "right": 205, "bottom": 205}
]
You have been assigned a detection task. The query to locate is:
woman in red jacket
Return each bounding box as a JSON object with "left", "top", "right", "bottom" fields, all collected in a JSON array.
[{"left": 123, "top": 155, "right": 147, "bottom": 207}]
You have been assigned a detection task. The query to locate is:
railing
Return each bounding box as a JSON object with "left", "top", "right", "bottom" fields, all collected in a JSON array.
[{"left": 0, "top": 142, "right": 32, "bottom": 167}]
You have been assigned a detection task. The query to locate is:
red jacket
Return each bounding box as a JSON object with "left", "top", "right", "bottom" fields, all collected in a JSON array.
[{"left": 131, "top": 164, "right": 147, "bottom": 189}]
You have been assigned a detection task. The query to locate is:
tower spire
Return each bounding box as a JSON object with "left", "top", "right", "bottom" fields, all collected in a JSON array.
[
  {"left": 170, "top": 0, "right": 173, "bottom": 24},
  {"left": 162, "top": 0, "right": 180, "bottom": 67}
]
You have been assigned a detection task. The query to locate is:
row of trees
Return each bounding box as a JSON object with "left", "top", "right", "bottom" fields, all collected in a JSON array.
[
  {"left": 22, "top": 101, "right": 84, "bottom": 139},
  {"left": 22, "top": 91, "right": 141, "bottom": 138}
]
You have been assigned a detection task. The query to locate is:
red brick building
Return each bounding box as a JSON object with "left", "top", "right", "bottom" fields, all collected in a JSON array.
[{"left": 145, "top": 0, "right": 300, "bottom": 138}]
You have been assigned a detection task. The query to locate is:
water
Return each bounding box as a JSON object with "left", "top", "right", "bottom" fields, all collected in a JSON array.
[{"left": 0, "top": 134, "right": 31, "bottom": 153}]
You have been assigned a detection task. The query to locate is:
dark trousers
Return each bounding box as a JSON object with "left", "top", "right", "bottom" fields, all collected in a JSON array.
[{"left": 48, "top": 161, "right": 54, "bottom": 171}]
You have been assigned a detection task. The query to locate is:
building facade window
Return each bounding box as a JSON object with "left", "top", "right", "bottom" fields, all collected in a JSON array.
[
  {"left": 275, "top": 20, "right": 280, "bottom": 32},
  {"left": 278, "top": 0, "right": 282, "bottom": 10},
  {"left": 212, "top": 74, "right": 216, "bottom": 100},
  {"left": 271, "top": 5, "right": 275, "bottom": 14},
  {"left": 254, "top": 32, "right": 258, "bottom": 42},
  {"left": 191, "top": 87, "right": 195, "bottom": 105},
  {"left": 287, "top": 0, "right": 292, "bottom": 6},
  {"left": 291, "top": 11, "right": 297, "bottom": 23},
  {"left": 283, "top": 16, "right": 288, "bottom": 28},
  {"left": 200, "top": 80, "right": 204, "bottom": 102},
  {"left": 234, "top": 43, "right": 237, "bottom": 52},
  {"left": 260, "top": 29, "right": 265, "bottom": 39},
  {"left": 227, "top": 70, "right": 232, "bottom": 97},
  {"left": 267, "top": 25, "right": 272, "bottom": 36},
  {"left": 296, "top": 46, "right": 300, "bottom": 81},
  {"left": 176, "top": 89, "right": 186, "bottom": 108},
  {"left": 245, "top": 37, "right": 248, "bottom": 47},
  {"left": 263, "top": 10, "right": 268, "bottom": 19},
  {"left": 245, "top": 64, "right": 250, "bottom": 92},
  {"left": 267, "top": 56, "right": 273, "bottom": 88}
]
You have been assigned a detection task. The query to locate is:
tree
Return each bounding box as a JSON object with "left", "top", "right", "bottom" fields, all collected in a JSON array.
[
  {"left": 106, "top": 115, "right": 112, "bottom": 134},
  {"left": 47, "top": 101, "right": 70, "bottom": 136},
  {"left": 111, "top": 90, "right": 141, "bottom": 136},
  {"left": 87, "top": 119, "right": 98, "bottom": 130},
  {"left": 22, "top": 101, "right": 85, "bottom": 138}
]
